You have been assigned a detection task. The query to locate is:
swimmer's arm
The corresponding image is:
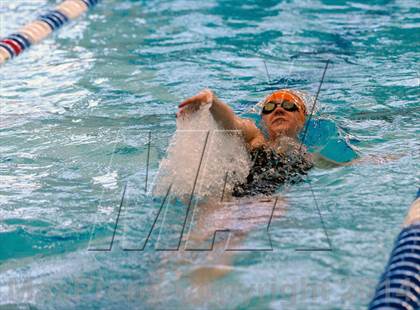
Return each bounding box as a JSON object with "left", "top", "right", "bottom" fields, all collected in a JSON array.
[
  {"left": 312, "top": 153, "right": 349, "bottom": 168},
  {"left": 179, "top": 89, "right": 265, "bottom": 149},
  {"left": 312, "top": 153, "right": 401, "bottom": 168},
  {"left": 210, "top": 95, "right": 265, "bottom": 148}
]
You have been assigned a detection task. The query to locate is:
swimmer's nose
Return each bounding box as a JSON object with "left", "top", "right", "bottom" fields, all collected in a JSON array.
[{"left": 273, "top": 106, "right": 286, "bottom": 115}]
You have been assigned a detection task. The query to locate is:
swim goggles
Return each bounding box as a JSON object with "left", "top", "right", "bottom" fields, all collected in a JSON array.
[{"left": 261, "top": 100, "right": 299, "bottom": 114}]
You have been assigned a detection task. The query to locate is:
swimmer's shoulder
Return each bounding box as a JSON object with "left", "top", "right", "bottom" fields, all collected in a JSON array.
[{"left": 236, "top": 117, "right": 266, "bottom": 150}]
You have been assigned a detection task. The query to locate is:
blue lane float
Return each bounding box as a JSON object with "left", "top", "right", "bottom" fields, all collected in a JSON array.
[
  {"left": 368, "top": 189, "right": 420, "bottom": 310},
  {"left": 8, "top": 33, "right": 32, "bottom": 50},
  {"left": 0, "top": 0, "right": 100, "bottom": 65}
]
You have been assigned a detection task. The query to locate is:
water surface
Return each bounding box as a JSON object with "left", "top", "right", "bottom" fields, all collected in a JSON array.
[{"left": 0, "top": 0, "right": 419, "bottom": 308}]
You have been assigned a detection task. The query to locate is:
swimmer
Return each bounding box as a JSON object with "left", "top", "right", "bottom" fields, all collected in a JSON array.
[
  {"left": 147, "top": 89, "right": 306, "bottom": 299},
  {"left": 178, "top": 88, "right": 313, "bottom": 196},
  {"left": 178, "top": 88, "right": 307, "bottom": 150}
]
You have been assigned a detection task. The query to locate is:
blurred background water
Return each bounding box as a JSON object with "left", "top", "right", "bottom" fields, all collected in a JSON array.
[{"left": 0, "top": 0, "right": 419, "bottom": 309}]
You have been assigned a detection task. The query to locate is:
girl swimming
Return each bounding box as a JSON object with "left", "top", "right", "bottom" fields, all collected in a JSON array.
[{"left": 177, "top": 88, "right": 313, "bottom": 196}]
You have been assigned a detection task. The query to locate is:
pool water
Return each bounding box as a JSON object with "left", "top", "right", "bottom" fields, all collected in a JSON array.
[{"left": 0, "top": 0, "right": 419, "bottom": 308}]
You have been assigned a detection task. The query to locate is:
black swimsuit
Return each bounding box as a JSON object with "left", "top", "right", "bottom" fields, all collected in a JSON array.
[{"left": 232, "top": 145, "right": 313, "bottom": 197}]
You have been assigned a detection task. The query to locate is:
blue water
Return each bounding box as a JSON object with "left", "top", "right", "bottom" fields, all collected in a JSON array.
[{"left": 1, "top": 0, "right": 419, "bottom": 309}]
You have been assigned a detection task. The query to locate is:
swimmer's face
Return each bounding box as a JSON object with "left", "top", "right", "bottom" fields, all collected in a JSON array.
[{"left": 261, "top": 91, "right": 306, "bottom": 139}]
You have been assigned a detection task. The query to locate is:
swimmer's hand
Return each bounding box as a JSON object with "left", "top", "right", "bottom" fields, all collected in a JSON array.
[{"left": 177, "top": 89, "right": 213, "bottom": 118}]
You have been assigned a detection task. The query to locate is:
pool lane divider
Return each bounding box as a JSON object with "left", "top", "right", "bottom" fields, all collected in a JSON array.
[
  {"left": 0, "top": 0, "right": 100, "bottom": 65},
  {"left": 368, "top": 188, "right": 420, "bottom": 310}
]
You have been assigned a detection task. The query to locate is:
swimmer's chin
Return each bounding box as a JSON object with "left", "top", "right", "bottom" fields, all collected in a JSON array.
[
  {"left": 271, "top": 118, "right": 286, "bottom": 126},
  {"left": 269, "top": 123, "right": 291, "bottom": 134}
]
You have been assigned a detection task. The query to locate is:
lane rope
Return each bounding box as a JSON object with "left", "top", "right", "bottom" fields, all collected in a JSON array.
[
  {"left": 368, "top": 188, "right": 420, "bottom": 310},
  {"left": 0, "top": 0, "right": 100, "bottom": 65}
]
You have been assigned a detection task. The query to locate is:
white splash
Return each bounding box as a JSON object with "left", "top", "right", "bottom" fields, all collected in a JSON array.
[{"left": 152, "top": 105, "right": 251, "bottom": 201}]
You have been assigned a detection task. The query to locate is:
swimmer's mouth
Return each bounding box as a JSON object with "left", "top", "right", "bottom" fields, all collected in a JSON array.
[{"left": 272, "top": 117, "right": 286, "bottom": 125}]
